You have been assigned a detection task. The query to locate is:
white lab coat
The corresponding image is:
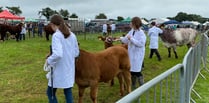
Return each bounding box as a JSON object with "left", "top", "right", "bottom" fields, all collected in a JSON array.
[
  {"left": 47, "top": 29, "right": 79, "bottom": 88},
  {"left": 148, "top": 26, "right": 163, "bottom": 49},
  {"left": 102, "top": 24, "right": 107, "bottom": 33},
  {"left": 111, "top": 24, "right": 116, "bottom": 31},
  {"left": 120, "top": 29, "right": 146, "bottom": 72}
]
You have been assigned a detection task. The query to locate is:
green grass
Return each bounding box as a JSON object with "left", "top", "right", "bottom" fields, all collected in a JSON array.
[{"left": 0, "top": 33, "right": 208, "bottom": 103}]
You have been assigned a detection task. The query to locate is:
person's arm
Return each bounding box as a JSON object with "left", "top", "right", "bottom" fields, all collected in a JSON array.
[
  {"left": 47, "top": 33, "right": 63, "bottom": 67},
  {"left": 73, "top": 34, "right": 80, "bottom": 58},
  {"left": 120, "top": 30, "right": 132, "bottom": 44},
  {"left": 129, "top": 30, "right": 146, "bottom": 47}
]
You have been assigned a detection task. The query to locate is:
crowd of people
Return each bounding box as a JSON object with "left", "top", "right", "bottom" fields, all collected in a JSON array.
[
  {"left": 12, "top": 21, "right": 46, "bottom": 41},
  {"left": 24, "top": 22, "right": 45, "bottom": 38},
  {"left": 102, "top": 22, "right": 116, "bottom": 36}
]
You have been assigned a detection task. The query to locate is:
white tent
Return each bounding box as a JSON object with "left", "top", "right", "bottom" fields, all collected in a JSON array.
[
  {"left": 191, "top": 21, "right": 200, "bottom": 25},
  {"left": 149, "top": 18, "right": 170, "bottom": 25},
  {"left": 141, "top": 18, "right": 148, "bottom": 25},
  {"left": 182, "top": 21, "right": 192, "bottom": 25},
  {"left": 203, "top": 21, "right": 209, "bottom": 25},
  {"left": 182, "top": 21, "right": 200, "bottom": 25}
]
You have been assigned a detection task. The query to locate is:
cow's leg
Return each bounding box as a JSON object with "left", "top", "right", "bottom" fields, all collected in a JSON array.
[
  {"left": 15, "top": 33, "right": 20, "bottom": 42},
  {"left": 0, "top": 32, "right": 5, "bottom": 41},
  {"left": 46, "top": 33, "right": 49, "bottom": 41},
  {"left": 110, "top": 79, "right": 114, "bottom": 86},
  {"left": 122, "top": 71, "right": 131, "bottom": 93},
  {"left": 187, "top": 43, "right": 193, "bottom": 48},
  {"left": 90, "top": 84, "right": 98, "bottom": 103},
  {"left": 78, "top": 86, "right": 86, "bottom": 103},
  {"left": 173, "top": 47, "right": 178, "bottom": 59},
  {"left": 117, "top": 73, "right": 125, "bottom": 96},
  {"left": 168, "top": 48, "right": 171, "bottom": 58}
]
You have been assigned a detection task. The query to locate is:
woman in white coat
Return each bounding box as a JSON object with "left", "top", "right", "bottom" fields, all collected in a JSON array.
[
  {"left": 119, "top": 17, "right": 146, "bottom": 89},
  {"left": 46, "top": 14, "right": 79, "bottom": 103},
  {"left": 148, "top": 22, "right": 163, "bottom": 61}
]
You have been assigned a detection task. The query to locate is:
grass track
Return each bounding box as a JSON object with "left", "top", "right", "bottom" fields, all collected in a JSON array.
[{"left": 0, "top": 32, "right": 208, "bottom": 103}]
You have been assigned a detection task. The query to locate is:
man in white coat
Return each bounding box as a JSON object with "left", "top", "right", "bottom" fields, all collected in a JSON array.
[
  {"left": 148, "top": 22, "right": 163, "bottom": 61},
  {"left": 102, "top": 23, "right": 107, "bottom": 36}
]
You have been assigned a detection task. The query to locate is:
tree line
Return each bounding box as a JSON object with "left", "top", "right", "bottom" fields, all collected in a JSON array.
[{"left": 1, "top": 6, "right": 208, "bottom": 23}]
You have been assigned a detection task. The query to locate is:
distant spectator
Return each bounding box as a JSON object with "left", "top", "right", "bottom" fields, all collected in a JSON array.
[
  {"left": 28, "top": 22, "right": 33, "bottom": 38},
  {"left": 111, "top": 23, "right": 116, "bottom": 34},
  {"left": 107, "top": 23, "right": 111, "bottom": 36},
  {"left": 102, "top": 23, "right": 107, "bottom": 36},
  {"left": 20, "top": 24, "right": 26, "bottom": 40},
  {"left": 38, "top": 22, "right": 45, "bottom": 37},
  {"left": 32, "top": 23, "right": 36, "bottom": 38}
]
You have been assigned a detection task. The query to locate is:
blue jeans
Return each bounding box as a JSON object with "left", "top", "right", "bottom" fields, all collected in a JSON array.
[{"left": 47, "top": 86, "right": 74, "bottom": 103}]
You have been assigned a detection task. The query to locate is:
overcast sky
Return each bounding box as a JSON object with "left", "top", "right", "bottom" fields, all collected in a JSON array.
[{"left": 1, "top": 0, "right": 208, "bottom": 20}]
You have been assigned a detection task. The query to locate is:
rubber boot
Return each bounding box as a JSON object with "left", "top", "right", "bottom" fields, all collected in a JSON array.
[
  {"left": 131, "top": 75, "right": 137, "bottom": 90},
  {"left": 138, "top": 76, "right": 144, "bottom": 86}
]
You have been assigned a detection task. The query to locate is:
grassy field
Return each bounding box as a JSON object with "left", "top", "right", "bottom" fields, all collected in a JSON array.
[{"left": 0, "top": 32, "right": 208, "bottom": 103}]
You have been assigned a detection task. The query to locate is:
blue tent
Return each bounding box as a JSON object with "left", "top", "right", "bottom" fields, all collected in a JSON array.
[{"left": 163, "top": 20, "right": 181, "bottom": 24}]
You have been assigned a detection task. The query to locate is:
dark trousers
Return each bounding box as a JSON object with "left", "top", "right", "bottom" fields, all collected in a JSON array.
[
  {"left": 149, "top": 49, "right": 161, "bottom": 61},
  {"left": 47, "top": 86, "right": 74, "bottom": 103},
  {"left": 19, "top": 34, "right": 25, "bottom": 40}
]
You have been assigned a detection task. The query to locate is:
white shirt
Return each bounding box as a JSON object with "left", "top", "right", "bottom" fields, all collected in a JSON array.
[
  {"left": 102, "top": 24, "right": 107, "bottom": 33},
  {"left": 120, "top": 29, "right": 146, "bottom": 72},
  {"left": 148, "top": 26, "right": 163, "bottom": 49},
  {"left": 47, "top": 29, "right": 79, "bottom": 88},
  {"left": 111, "top": 24, "right": 116, "bottom": 31},
  {"left": 20, "top": 27, "right": 26, "bottom": 34}
]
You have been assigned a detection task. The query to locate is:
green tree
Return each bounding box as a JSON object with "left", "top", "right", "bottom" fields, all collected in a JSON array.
[
  {"left": 6, "top": 6, "right": 22, "bottom": 15},
  {"left": 59, "top": 9, "right": 70, "bottom": 18},
  {"left": 117, "top": 16, "right": 124, "bottom": 21},
  {"left": 38, "top": 7, "right": 58, "bottom": 20},
  {"left": 174, "top": 12, "right": 189, "bottom": 22},
  {"left": 70, "top": 13, "right": 78, "bottom": 18},
  {"left": 168, "top": 12, "right": 209, "bottom": 23},
  {"left": 95, "top": 13, "right": 107, "bottom": 19}
]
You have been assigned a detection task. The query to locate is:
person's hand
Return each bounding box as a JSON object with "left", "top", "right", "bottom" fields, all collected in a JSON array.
[
  {"left": 113, "top": 37, "right": 121, "bottom": 41},
  {"left": 46, "top": 53, "right": 50, "bottom": 59},
  {"left": 127, "top": 35, "right": 131, "bottom": 40}
]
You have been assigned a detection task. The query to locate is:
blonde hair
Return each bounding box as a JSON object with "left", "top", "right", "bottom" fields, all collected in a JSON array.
[{"left": 50, "top": 14, "right": 70, "bottom": 38}]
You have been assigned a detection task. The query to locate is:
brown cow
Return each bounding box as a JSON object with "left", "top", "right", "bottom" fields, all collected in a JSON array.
[
  {"left": 44, "top": 23, "right": 54, "bottom": 41},
  {"left": 0, "top": 23, "right": 23, "bottom": 41},
  {"left": 75, "top": 46, "right": 131, "bottom": 103},
  {"left": 98, "top": 35, "right": 115, "bottom": 49},
  {"left": 98, "top": 35, "right": 128, "bottom": 86}
]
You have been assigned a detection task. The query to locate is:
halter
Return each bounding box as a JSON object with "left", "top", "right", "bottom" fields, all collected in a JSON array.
[{"left": 105, "top": 36, "right": 114, "bottom": 44}]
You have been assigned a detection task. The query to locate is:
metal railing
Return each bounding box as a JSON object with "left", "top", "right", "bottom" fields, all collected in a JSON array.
[{"left": 116, "top": 32, "right": 208, "bottom": 103}]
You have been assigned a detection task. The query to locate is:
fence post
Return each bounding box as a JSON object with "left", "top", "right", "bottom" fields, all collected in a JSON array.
[{"left": 179, "top": 65, "right": 186, "bottom": 103}]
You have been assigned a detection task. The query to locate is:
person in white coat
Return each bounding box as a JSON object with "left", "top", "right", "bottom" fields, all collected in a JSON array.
[
  {"left": 46, "top": 14, "right": 79, "bottom": 103},
  {"left": 148, "top": 22, "right": 163, "bottom": 61},
  {"left": 119, "top": 17, "right": 146, "bottom": 89},
  {"left": 102, "top": 23, "right": 107, "bottom": 36}
]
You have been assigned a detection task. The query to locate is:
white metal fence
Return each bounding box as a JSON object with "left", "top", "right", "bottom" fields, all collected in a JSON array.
[{"left": 116, "top": 32, "right": 208, "bottom": 103}]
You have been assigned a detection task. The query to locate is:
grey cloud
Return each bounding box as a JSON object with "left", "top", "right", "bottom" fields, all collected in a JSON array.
[{"left": 1, "top": 0, "right": 209, "bottom": 20}]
